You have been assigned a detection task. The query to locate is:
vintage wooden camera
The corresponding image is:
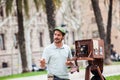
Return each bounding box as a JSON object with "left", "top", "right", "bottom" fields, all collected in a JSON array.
[
  {"left": 75, "top": 39, "right": 104, "bottom": 59},
  {"left": 74, "top": 39, "right": 105, "bottom": 80}
]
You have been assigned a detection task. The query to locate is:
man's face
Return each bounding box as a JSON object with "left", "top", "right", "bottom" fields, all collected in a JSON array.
[{"left": 54, "top": 30, "right": 64, "bottom": 43}]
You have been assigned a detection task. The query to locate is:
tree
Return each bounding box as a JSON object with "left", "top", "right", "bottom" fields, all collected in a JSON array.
[
  {"left": 91, "top": 0, "right": 113, "bottom": 64},
  {"left": 45, "top": 0, "right": 62, "bottom": 43},
  {"left": 34, "top": 0, "right": 61, "bottom": 43},
  {"left": 45, "top": 0, "right": 56, "bottom": 43},
  {"left": 2, "top": 0, "right": 30, "bottom": 72},
  {"left": 15, "top": 0, "right": 29, "bottom": 72},
  {"left": 106, "top": 0, "right": 113, "bottom": 64}
]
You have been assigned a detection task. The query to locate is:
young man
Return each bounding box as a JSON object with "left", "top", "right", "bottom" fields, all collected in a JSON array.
[{"left": 40, "top": 26, "right": 73, "bottom": 80}]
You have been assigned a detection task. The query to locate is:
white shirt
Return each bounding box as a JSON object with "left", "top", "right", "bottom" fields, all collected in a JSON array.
[{"left": 42, "top": 43, "right": 72, "bottom": 79}]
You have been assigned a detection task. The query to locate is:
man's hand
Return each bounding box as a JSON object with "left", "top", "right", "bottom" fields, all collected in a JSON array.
[
  {"left": 66, "top": 61, "right": 73, "bottom": 67},
  {"left": 40, "top": 58, "right": 46, "bottom": 69}
]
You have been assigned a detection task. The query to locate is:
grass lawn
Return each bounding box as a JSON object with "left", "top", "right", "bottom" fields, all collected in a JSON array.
[
  {"left": 111, "top": 61, "right": 120, "bottom": 65},
  {"left": 106, "top": 75, "right": 120, "bottom": 80},
  {"left": 0, "top": 71, "right": 47, "bottom": 80}
]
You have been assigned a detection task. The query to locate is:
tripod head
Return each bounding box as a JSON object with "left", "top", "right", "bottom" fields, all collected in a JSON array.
[{"left": 75, "top": 39, "right": 104, "bottom": 60}]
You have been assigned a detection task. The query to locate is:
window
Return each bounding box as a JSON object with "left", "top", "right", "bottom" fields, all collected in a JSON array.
[
  {"left": 14, "top": 34, "right": 18, "bottom": 49},
  {"left": 2, "top": 62, "right": 8, "bottom": 68},
  {"left": 92, "top": 31, "right": 99, "bottom": 38},
  {"left": 0, "top": 6, "right": 4, "bottom": 17},
  {"left": 91, "top": 17, "right": 96, "bottom": 23},
  {"left": 0, "top": 34, "right": 5, "bottom": 50},
  {"left": 13, "top": 11, "right": 17, "bottom": 16},
  {"left": 90, "top": 4, "right": 93, "bottom": 10},
  {"left": 0, "top": 6, "right": 4, "bottom": 20},
  {"left": 39, "top": 32, "right": 43, "bottom": 47},
  {"left": 72, "top": 31, "right": 75, "bottom": 44}
]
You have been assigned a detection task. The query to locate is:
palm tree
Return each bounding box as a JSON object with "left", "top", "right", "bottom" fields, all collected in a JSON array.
[
  {"left": 2, "top": 0, "right": 30, "bottom": 72},
  {"left": 45, "top": 0, "right": 56, "bottom": 43},
  {"left": 34, "top": 0, "right": 61, "bottom": 43},
  {"left": 15, "top": 0, "right": 29, "bottom": 72},
  {"left": 91, "top": 0, "right": 113, "bottom": 64},
  {"left": 45, "top": 0, "right": 62, "bottom": 43}
]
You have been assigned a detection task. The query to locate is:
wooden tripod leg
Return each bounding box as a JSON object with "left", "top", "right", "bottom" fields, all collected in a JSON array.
[
  {"left": 85, "top": 65, "right": 91, "bottom": 80},
  {"left": 96, "top": 66, "right": 104, "bottom": 80},
  {"left": 75, "top": 59, "right": 79, "bottom": 72}
]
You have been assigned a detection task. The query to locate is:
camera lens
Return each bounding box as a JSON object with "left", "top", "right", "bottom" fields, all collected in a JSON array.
[{"left": 80, "top": 45, "right": 88, "bottom": 54}]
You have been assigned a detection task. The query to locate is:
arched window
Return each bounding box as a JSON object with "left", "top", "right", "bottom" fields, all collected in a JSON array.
[
  {"left": 0, "top": 34, "right": 5, "bottom": 50},
  {"left": 14, "top": 33, "right": 18, "bottom": 49},
  {"left": 39, "top": 32, "right": 43, "bottom": 47}
]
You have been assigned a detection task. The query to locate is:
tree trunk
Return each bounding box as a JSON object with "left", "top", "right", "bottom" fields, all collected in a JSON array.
[
  {"left": 45, "top": 0, "right": 56, "bottom": 43},
  {"left": 16, "top": 0, "right": 29, "bottom": 72},
  {"left": 105, "top": 0, "right": 113, "bottom": 64},
  {"left": 91, "top": 0, "right": 112, "bottom": 65},
  {"left": 91, "top": 0, "right": 106, "bottom": 40}
]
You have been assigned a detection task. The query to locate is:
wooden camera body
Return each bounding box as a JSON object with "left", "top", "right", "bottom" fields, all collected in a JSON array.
[
  {"left": 75, "top": 39, "right": 104, "bottom": 59},
  {"left": 74, "top": 39, "right": 105, "bottom": 80}
]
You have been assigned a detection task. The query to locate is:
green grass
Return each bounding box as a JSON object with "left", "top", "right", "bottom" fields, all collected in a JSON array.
[
  {"left": 111, "top": 61, "right": 120, "bottom": 65},
  {"left": 0, "top": 70, "right": 47, "bottom": 80},
  {"left": 106, "top": 75, "right": 120, "bottom": 80}
]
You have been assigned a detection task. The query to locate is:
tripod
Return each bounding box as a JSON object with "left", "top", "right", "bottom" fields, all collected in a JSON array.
[{"left": 85, "top": 59, "right": 105, "bottom": 80}]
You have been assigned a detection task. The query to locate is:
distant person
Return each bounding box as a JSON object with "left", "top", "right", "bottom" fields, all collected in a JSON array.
[
  {"left": 40, "top": 26, "right": 73, "bottom": 80},
  {"left": 110, "top": 44, "right": 120, "bottom": 61}
]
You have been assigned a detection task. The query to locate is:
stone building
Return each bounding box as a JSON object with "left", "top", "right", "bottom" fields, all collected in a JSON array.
[{"left": 0, "top": 0, "right": 120, "bottom": 76}]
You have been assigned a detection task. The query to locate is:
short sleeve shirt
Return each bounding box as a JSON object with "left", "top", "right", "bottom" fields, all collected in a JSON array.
[{"left": 42, "top": 43, "right": 72, "bottom": 79}]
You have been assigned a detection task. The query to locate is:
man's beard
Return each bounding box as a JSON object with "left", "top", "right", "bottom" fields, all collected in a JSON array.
[{"left": 54, "top": 38, "right": 62, "bottom": 43}]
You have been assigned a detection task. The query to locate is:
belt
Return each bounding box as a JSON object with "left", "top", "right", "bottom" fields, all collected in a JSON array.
[
  {"left": 47, "top": 74, "right": 70, "bottom": 80},
  {"left": 48, "top": 75, "right": 54, "bottom": 78}
]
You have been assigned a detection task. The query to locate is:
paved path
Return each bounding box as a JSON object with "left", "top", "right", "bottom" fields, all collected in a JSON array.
[{"left": 8, "top": 65, "right": 120, "bottom": 80}]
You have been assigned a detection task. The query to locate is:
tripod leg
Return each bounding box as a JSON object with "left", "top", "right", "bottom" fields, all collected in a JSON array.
[
  {"left": 75, "top": 60, "right": 79, "bottom": 72},
  {"left": 96, "top": 66, "right": 104, "bottom": 80},
  {"left": 85, "top": 65, "right": 91, "bottom": 80}
]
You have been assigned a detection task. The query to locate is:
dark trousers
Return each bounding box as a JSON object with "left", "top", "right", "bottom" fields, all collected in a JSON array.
[{"left": 53, "top": 76, "right": 70, "bottom": 80}]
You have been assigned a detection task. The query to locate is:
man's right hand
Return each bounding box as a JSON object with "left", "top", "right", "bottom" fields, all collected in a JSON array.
[{"left": 40, "top": 58, "right": 46, "bottom": 69}]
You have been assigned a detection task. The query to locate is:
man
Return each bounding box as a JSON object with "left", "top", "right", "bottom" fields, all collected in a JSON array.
[{"left": 40, "top": 26, "right": 73, "bottom": 80}]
